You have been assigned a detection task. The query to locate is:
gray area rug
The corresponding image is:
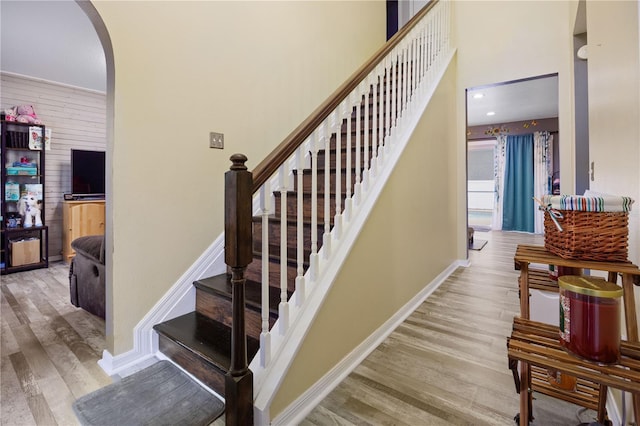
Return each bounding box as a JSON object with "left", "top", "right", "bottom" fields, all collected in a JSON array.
[{"left": 73, "top": 360, "right": 224, "bottom": 426}]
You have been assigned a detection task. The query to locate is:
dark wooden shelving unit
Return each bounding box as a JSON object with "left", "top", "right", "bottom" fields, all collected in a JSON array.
[{"left": 1, "top": 120, "right": 49, "bottom": 274}]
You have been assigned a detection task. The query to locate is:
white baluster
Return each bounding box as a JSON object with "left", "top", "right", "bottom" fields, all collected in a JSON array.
[
  {"left": 425, "top": 18, "right": 430, "bottom": 83},
  {"left": 407, "top": 39, "right": 416, "bottom": 104},
  {"left": 403, "top": 46, "right": 409, "bottom": 114},
  {"left": 362, "top": 81, "right": 370, "bottom": 191},
  {"left": 385, "top": 59, "right": 392, "bottom": 153},
  {"left": 411, "top": 32, "right": 420, "bottom": 97},
  {"left": 420, "top": 24, "right": 427, "bottom": 83},
  {"left": 371, "top": 74, "right": 378, "bottom": 177},
  {"left": 278, "top": 165, "right": 289, "bottom": 335},
  {"left": 398, "top": 50, "right": 403, "bottom": 121},
  {"left": 447, "top": 1, "right": 451, "bottom": 50},
  {"left": 392, "top": 57, "right": 398, "bottom": 133},
  {"left": 323, "top": 120, "right": 331, "bottom": 259},
  {"left": 417, "top": 32, "right": 421, "bottom": 88},
  {"left": 430, "top": 15, "right": 436, "bottom": 78},
  {"left": 344, "top": 105, "right": 353, "bottom": 223},
  {"left": 354, "top": 88, "right": 362, "bottom": 205},
  {"left": 435, "top": 7, "right": 441, "bottom": 63},
  {"left": 259, "top": 183, "right": 271, "bottom": 367},
  {"left": 295, "top": 146, "right": 306, "bottom": 307},
  {"left": 309, "top": 130, "right": 319, "bottom": 282},
  {"left": 377, "top": 67, "right": 383, "bottom": 163},
  {"left": 334, "top": 101, "right": 345, "bottom": 239}
]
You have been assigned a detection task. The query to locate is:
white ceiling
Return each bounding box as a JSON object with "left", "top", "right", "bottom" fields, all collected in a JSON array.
[
  {"left": 466, "top": 75, "right": 559, "bottom": 127},
  {"left": 0, "top": 0, "right": 106, "bottom": 92}
]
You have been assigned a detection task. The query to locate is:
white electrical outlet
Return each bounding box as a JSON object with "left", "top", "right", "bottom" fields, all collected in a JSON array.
[{"left": 210, "top": 132, "right": 224, "bottom": 149}]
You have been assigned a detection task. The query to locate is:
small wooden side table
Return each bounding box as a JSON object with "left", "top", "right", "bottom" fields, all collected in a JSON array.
[{"left": 510, "top": 244, "right": 640, "bottom": 425}]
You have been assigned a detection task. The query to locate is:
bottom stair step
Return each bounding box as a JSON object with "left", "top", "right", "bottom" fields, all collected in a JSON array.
[
  {"left": 154, "top": 312, "right": 259, "bottom": 397},
  {"left": 194, "top": 274, "right": 281, "bottom": 339}
]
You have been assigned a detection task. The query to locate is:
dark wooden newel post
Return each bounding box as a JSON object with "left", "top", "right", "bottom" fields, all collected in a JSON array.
[{"left": 225, "top": 154, "right": 254, "bottom": 425}]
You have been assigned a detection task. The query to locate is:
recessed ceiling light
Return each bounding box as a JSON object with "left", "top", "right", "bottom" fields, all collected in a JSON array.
[
  {"left": 473, "top": 93, "right": 484, "bottom": 99},
  {"left": 486, "top": 111, "right": 496, "bottom": 116}
]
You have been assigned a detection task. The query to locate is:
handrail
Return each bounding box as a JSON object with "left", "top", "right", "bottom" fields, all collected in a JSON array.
[{"left": 251, "top": 0, "right": 439, "bottom": 192}]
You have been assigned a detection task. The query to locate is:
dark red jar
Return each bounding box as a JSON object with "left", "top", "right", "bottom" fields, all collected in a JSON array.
[{"left": 558, "top": 275, "right": 623, "bottom": 364}]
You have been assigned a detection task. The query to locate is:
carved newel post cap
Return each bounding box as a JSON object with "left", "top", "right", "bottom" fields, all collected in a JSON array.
[{"left": 229, "top": 154, "right": 248, "bottom": 171}]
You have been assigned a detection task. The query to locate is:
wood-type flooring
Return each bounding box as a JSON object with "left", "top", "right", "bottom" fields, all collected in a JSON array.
[
  {"left": 1, "top": 262, "right": 110, "bottom": 426},
  {"left": 302, "top": 230, "right": 598, "bottom": 426},
  {"left": 1, "top": 232, "right": 598, "bottom": 425}
]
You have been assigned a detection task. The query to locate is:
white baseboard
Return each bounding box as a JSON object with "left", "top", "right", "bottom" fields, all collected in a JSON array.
[
  {"left": 99, "top": 233, "right": 226, "bottom": 376},
  {"left": 271, "top": 259, "right": 465, "bottom": 426}
]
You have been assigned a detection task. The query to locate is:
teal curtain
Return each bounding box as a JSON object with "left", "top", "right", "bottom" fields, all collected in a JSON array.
[{"left": 502, "top": 134, "right": 534, "bottom": 232}]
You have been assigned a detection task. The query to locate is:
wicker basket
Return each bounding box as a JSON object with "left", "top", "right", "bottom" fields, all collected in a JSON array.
[{"left": 544, "top": 210, "right": 629, "bottom": 262}]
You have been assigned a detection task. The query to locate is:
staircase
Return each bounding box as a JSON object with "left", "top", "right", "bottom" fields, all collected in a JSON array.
[
  {"left": 153, "top": 94, "right": 382, "bottom": 396},
  {"left": 151, "top": 1, "right": 452, "bottom": 423}
]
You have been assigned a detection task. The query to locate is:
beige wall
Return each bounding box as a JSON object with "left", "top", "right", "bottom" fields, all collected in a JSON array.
[
  {"left": 91, "top": 1, "right": 386, "bottom": 354},
  {"left": 452, "top": 0, "right": 575, "bottom": 259},
  {"left": 585, "top": 2, "right": 640, "bottom": 419},
  {"left": 270, "top": 57, "right": 459, "bottom": 417},
  {"left": 586, "top": 0, "right": 640, "bottom": 265}
]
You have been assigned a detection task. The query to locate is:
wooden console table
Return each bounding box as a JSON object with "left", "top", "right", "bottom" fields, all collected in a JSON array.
[{"left": 509, "top": 244, "right": 640, "bottom": 425}]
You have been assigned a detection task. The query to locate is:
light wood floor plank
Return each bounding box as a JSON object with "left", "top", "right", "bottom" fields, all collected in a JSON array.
[
  {"left": 1, "top": 284, "right": 30, "bottom": 326},
  {"left": 8, "top": 352, "right": 57, "bottom": 425},
  {"left": 11, "top": 324, "right": 61, "bottom": 381},
  {"left": 1, "top": 354, "right": 36, "bottom": 425}
]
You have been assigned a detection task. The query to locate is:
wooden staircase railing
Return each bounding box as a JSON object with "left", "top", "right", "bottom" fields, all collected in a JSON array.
[
  {"left": 251, "top": 0, "right": 442, "bottom": 192},
  {"left": 221, "top": 0, "right": 453, "bottom": 421}
]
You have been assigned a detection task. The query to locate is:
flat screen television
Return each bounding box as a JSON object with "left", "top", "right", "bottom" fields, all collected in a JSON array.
[{"left": 71, "top": 149, "right": 105, "bottom": 199}]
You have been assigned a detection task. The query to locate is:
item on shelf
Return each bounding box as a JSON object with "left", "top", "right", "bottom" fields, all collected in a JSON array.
[
  {"left": 548, "top": 265, "right": 558, "bottom": 281},
  {"left": 548, "top": 265, "right": 579, "bottom": 281},
  {"left": 5, "top": 182, "right": 20, "bottom": 201},
  {"left": 9, "top": 238, "right": 40, "bottom": 266},
  {"left": 15, "top": 105, "right": 42, "bottom": 125},
  {"left": 541, "top": 192, "right": 634, "bottom": 262},
  {"left": 6, "top": 212, "right": 22, "bottom": 228},
  {"left": 28, "top": 126, "right": 51, "bottom": 150},
  {"left": 546, "top": 368, "right": 577, "bottom": 391},
  {"left": 6, "top": 166, "right": 37, "bottom": 175},
  {"left": 18, "top": 193, "right": 42, "bottom": 227},
  {"left": 13, "top": 158, "right": 37, "bottom": 167},
  {"left": 6, "top": 129, "right": 29, "bottom": 148},
  {"left": 559, "top": 275, "right": 623, "bottom": 364},
  {"left": 23, "top": 184, "right": 43, "bottom": 200},
  {"left": 3, "top": 106, "right": 17, "bottom": 122}
]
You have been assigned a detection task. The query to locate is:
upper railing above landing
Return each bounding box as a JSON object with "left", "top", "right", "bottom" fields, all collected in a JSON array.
[{"left": 251, "top": 0, "right": 444, "bottom": 191}]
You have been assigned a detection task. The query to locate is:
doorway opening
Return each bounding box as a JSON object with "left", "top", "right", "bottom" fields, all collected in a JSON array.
[{"left": 466, "top": 74, "right": 560, "bottom": 235}]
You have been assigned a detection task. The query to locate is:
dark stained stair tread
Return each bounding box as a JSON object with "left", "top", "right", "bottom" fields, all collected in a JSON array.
[
  {"left": 194, "top": 274, "right": 281, "bottom": 316},
  {"left": 154, "top": 312, "right": 260, "bottom": 371}
]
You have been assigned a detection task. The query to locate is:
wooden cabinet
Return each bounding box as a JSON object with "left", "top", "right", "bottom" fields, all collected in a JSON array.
[
  {"left": 1, "top": 120, "right": 49, "bottom": 274},
  {"left": 62, "top": 200, "right": 105, "bottom": 263}
]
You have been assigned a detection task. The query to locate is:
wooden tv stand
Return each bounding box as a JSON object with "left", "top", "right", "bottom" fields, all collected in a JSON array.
[{"left": 62, "top": 199, "right": 105, "bottom": 263}]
